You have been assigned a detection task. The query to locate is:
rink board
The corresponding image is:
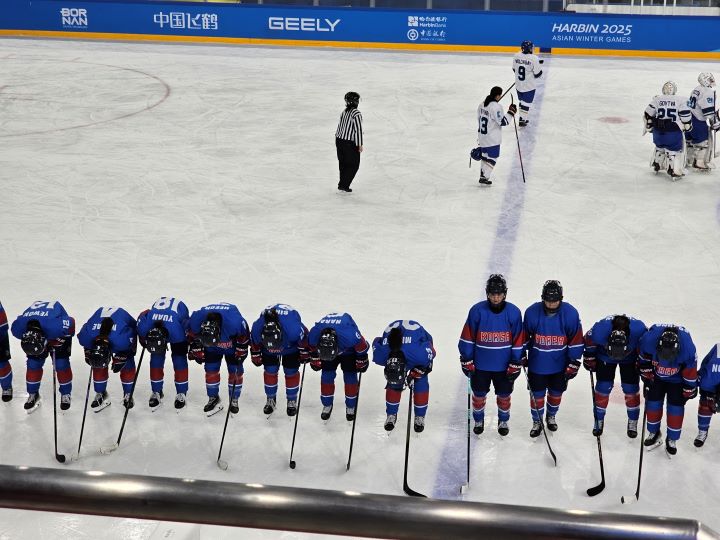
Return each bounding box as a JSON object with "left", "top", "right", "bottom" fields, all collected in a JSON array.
[{"left": 2, "top": 1, "right": 720, "bottom": 58}]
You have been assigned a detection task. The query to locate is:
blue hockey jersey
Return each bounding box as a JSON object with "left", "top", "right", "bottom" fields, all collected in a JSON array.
[
  {"left": 372, "top": 320, "right": 436, "bottom": 370},
  {"left": 0, "top": 301, "right": 7, "bottom": 338},
  {"left": 523, "top": 302, "right": 583, "bottom": 375},
  {"left": 250, "top": 303, "right": 308, "bottom": 356},
  {"left": 11, "top": 300, "right": 75, "bottom": 343},
  {"left": 584, "top": 315, "right": 647, "bottom": 365},
  {"left": 698, "top": 344, "right": 720, "bottom": 393},
  {"left": 458, "top": 300, "right": 524, "bottom": 371},
  {"left": 77, "top": 306, "right": 137, "bottom": 353},
  {"left": 188, "top": 303, "right": 250, "bottom": 354},
  {"left": 308, "top": 312, "right": 369, "bottom": 359},
  {"left": 639, "top": 324, "right": 697, "bottom": 386},
  {"left": 137, "top": 297, "right": 190, "bottom": 344}
]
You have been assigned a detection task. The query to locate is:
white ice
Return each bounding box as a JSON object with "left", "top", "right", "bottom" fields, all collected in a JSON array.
[{"left": 1, "top": 38, "right": 719, "bottom": 539}]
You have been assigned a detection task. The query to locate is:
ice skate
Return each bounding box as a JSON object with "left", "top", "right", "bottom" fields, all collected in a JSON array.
[
  {"left": 263, "top": 397, "right": 276, "bottom": 415},
  {"left": 24, "top": 393, "right": 41, "bottom": 413},
  {"left": 91, "top": 391, "right": 110, "bottom": 412},
  {"left": 473, "top": 420, "right": 484, "bottom": 435},
  {"left": 2, "top": 387, "right": 13, "bottom": 402},
  {"left": 345, "top": 406, "right": 356, "bottom": 421},
  {"left": 644, "top": 430, "right": 662, "bottom": 448},
  {"left": 665, "top": 438, "right": 677, "bottom": 456},
  {"left": 286, "top": 399, "right": 298, "bottom": 417},
  {"left": 384, "top": 414, "right": 397, "bottom": 432},
  {"left": 204, "top": 395, "right": 223, "bottom": 417},
  {"left": 498, "top": 420, "right": 509, "bottom": 436},
  {"left": 320, "top": 405, "right": 333, "bottom": 421},
  {"left": 546, "top": 414, "right": 558, "bottom": 432},
  {"left": 414, "top": 416, "right": 425, "bottom": 433},
  {"left": 592, "top": 419, "right": 604, "bottom": 437},
  {"left": 149, "top": 391, "right": 163, "bottom": 411},
  {"left": 174, "top": 393, "right": 186, "bottom": 410},
  {"left": 694, "top": 429, "right": 708, "bottom": 448},
  {"left": 627, "top": 419, "right": 638, "bottom": 439},
  {"left": 60, "top": 394, "right": 71, "bottom": 411},
  {"left": 123, "top": 393, "right": 134, "bottom": 410},
  {"left": 229, "top": 398, "right": 239, "bottom": 415},
  {"left": 529, "top": 421, "right": 542, "bottom": 438}
]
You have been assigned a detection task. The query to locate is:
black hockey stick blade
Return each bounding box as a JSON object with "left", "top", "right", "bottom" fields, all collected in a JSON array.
[
  {"left": 403, "top": 482, "right": 427, "bottom": 498},
  {"left": 56, "top": 451, "right": 67, "bottom": 464},
  {"left": 587, "top": 479, "right": 605, "bottom": 497}
]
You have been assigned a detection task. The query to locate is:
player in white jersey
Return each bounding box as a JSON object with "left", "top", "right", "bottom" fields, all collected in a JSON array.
[
  {"left": 474, "top": 86, "right": 517, "bottom": 185},
  {"left": 644, "top": 81, "right": 692, "bottom": 179},
  {"left": 512, "top": 41, "right": 543, "bottom": 127},
  {"left": 686, "top": 72, "right": 718, "bottom": 170}
]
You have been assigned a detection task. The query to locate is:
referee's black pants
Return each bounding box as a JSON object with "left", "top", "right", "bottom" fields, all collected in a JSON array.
[{"left": 336, "top": 138, "right": 360, "bottom": 190}]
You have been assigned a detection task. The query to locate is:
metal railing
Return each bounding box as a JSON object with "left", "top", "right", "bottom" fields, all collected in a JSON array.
[{"left": 0, "top": 464, "right": 718, "bottom": 539}]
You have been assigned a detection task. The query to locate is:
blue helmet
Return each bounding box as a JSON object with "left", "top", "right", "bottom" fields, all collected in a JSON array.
[{"left": 521, "top": 40, "right": 534, "bottom": 54}]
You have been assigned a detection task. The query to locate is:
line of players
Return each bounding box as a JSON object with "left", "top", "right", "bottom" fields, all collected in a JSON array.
[
  {"left": 644, "top": 72, "right": 719, "bottom": 179},
  {"left": 1, "top": 285, "right": 719, "bottom": 452}
]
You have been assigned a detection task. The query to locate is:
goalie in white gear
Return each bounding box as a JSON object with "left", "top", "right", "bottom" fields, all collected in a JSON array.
[
  {"left": 644, "top": 81, "right": 692, "bottom": 179},
  {"left": 686, "top": 72, "right": 718, "bottom": 170}
]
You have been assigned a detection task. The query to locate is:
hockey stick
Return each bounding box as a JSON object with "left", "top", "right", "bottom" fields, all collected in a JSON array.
[
  {"left": 217, "top": 372, "right": 240, "bottom": 471},
  {"left": 523, "top": 366, "right": 557, "bottom": 466},
  {"left": 460, "top": 378, "right": 471, "bottom": 494},
  {"left": 586, "top": 371, "right": 606, "bottom": 496},
  {"left": 346, "top": 372, "right": 362, "bottom": 471},
  {"left": 621, "top": 397, "right": 648, "bottom": 504},
  {"left": 510, "top": 95, "right": 527, "bottom": 184},
  {"left": 50, "top": 350, "right": 66, "bottom": 464},
  {"left": 403, "top": 383, "right": 426, "bottom": 497},
  {"left": 100, "top": 347, "right": 146, "bottom": 454},
  {"left": 288, "top": 362, "right": 307, "bottom": 469},
  {"left": 71, "top": 369, "right": 93, "bottom": 461},
  {"left": 500, "top": 83, "right": 516, "bottom": 101}
]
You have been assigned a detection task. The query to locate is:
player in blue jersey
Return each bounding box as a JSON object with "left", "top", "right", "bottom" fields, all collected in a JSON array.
[
  {"left": 0, "top": 301, "right": 13, "bottom": 402},
  {"left": 695, "top": 343, "right": 720, "bottom": 447},
  {"left": 638, "top": 324, "right": 697, "bottom": 455},
  {"left": 583, "top": 314, "right": 648, "bottom": 438},
  {"left": 458, "top": 274, "right": 524, "bottom": 436},
  {"left": 187, "top": 303, "right": 250, "bottom": 416},
  {"left": 372, "top": 320, "right": 436, "bottom": 433},
  {"left": 137, "top": 297, "right": 191, "bottom": 411},
  {"left": 307, "top": 312, "right": 369, "bottom": 421},
  {"left": 10, "top": 300, "right": 75, "bottom": 413},
  {"left": 523, "top": 280, "right": 583, "bottom": 437},
  {"left": 77, "top": 307, "right": 138, "bottom": 411},
  {"left": 250, "top": 304, "right": 309, "bottom": 416}
]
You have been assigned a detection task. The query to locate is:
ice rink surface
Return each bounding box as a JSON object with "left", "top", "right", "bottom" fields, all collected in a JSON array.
[{"left": 1, "top": 37, "right": 719, "bottom": 539}]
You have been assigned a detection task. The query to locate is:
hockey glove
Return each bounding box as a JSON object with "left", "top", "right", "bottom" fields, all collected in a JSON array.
[
  {"left": 460, "top": 358, "right": 475, "bottom": 377},
  {"left": 84, "top": 348, "right": 107, "bottom": 369},
  {"left": 355, "top": 357, "right": 369, "bottom": 373},
  {"left": 508, "top": 104, "right": 517, "bottom": 116},
  {"left": 682, "top": 385, "right": 698, "bottom": 403},
  {"left": 712, "top": 117, "right": 720, "bottom": 132},
  {"left": 638, "top": 361, "right": 655, "bottom": 385},
  {"left": 250, "top": 348, "right": 263, "bottom": 367},
  {"left": 700, "top": 391, "right": 717, "bottom": 414},
  {"left": 310, "top": 359, "right": 323, "bottom": 372},
  {"left": 582, "top": 357, "right": 597, "bottom": 372},
  {"left": 188, "top": 340, "right": 205, "bottom": 364},
  {"left": 506, "top": 362, "right": 522, "bottom": 383},
  {"left": 643, "top": 383, "right": 651, "bottom": 398},
  {"left": 234, "top": 343, "right": 248, "bottom": 363},
  {"left": 111, "top": 352, "right": 129, "bottom": 373},
  {"left": 406, "top": 366, "right": 428, "bottom": 383},
  {"left": 564, "top": 360, "right": 580, "bottom": 381}
]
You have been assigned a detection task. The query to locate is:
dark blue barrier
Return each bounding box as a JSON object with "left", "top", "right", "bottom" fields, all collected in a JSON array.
[{"left": 2, "top": 0, "right": 719, "bottom": 57}]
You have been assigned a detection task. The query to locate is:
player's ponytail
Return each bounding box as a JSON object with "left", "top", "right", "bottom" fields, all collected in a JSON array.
[{"left": 484, "top": 86, "right": 503, "bottom": 107}]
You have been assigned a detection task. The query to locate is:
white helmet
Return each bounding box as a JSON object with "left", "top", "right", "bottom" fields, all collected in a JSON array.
[
  {"left": 698, "top": 72, "right": 716, "bottom": 88},
  {"left": 662, "top": 81, "right": 677, "bottom": 96}
]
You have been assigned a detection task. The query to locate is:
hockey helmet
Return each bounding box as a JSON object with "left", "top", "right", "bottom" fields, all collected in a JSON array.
[
  {"left": 21, "top": 320, "right": 47, "bottom": 356},
  {"left": 656, "top": 326, "right": 680, "bottom": 362},
  {"left": 261, "top": 309, "right": 284, "bottom": 353},
  {"left": 541, "top": 280, "right": 563, "bottom": 302},
  {"left": 698, "top": 72, "right": 716, "bottom": 88},
  {"left": 317, "top": 327, "right": 339, "bottom": 362},
  {"left": 470, "top": 147, "right": 483, "bottom": 161},
  {"left": 486, "top": 274, "right": 508, "bottom": 296},
  {"left": 662, "top": 81, "right": 677, "bottom": 96},
  {"left": 146, "top": 323, "right": 169, "bottom": 354},
  {"left": 521, "top": 40, "right": 534, "bottom": 54},
  {"left": 387, "top": 326, "right": 403, "bottom": 353},
  {"left": 200, "top": 312, "right": 222, "bottom": 347},
  {"left": 344, "top": 91, "right": 360, "bottom": 108},
  {"left": 87, "top": 335, "right": 111, "bottom": 368},
  {"left": 384, "top": 350, "right": 406, "bottom": 386},
  {"left": 606, "top": 315, "right": 630, "bottom": 361}
]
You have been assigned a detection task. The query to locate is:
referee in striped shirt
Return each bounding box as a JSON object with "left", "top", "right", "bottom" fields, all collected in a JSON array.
[{"left": 335, "top": 91, "right": 363, "bottom": 193}]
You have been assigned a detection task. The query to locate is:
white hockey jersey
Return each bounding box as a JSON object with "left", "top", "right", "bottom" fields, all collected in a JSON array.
[
  {"left": 477, "top": 100, "right": 512, "bottom": 147},
  {"left": 512, "top": 52, "right": 542, "bottom": 93},
  {"left": 645, "top": 94, "right": 691, "bottom": 130},
  {"left": 688, "top": 85, "right": 716, "bottom": 122}
]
